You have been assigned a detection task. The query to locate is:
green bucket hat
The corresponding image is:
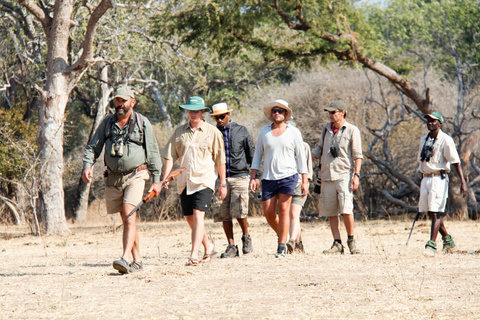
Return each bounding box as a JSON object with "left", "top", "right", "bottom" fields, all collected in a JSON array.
[
  {"left": 424, "top": 111, "right": 444, "bottom": 123},
  {"left": 180, "top": 96, "right": 209, "bottom": 111}
]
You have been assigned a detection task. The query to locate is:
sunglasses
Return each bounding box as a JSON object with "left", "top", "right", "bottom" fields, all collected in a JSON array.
[
  {"left": 328, "top": 110, "right": 340, "bottom": 115},
  {"left": 214, "top": 114, "right": 227, "bottom": 120},
  {"left": 271, "top": 108, "right": 286, "bottom": 114}
]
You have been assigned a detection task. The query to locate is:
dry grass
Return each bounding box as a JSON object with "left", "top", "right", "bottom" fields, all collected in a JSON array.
[{"left": 1, "top": 216, "right": 480, "bottom": 319}]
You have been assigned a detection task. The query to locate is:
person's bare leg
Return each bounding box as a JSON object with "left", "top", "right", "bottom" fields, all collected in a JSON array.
[
  {"left": 289, "top": 203, "right": 302, "bottom": 241},
  {"left": 429, "top": 212, "right": 442, "bottom": 241},
  {"left": 277, "top": 193, "right": 292, "bottom": 244},
  {"left": 237, "top": 217, "right": 249, "bottom": 236},
  {"left": 263, "top": 196, "right": 279, "bottom": 235},
  {"left": 343, "top": 214, "right": 355, "bottom": 237},
  {"left": 186, "top": 210, "right": 214, "bottom": 259},
  {"left": 120, "top": 203, "right": 139, "bottom": 261},
  {"left": 223, "top": 220, "right": 235, "bottom": 245},
  {"left": 328, "top": 216, "right": 341, "bottom": 240}
]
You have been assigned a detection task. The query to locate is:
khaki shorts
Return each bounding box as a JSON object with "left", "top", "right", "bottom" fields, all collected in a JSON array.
[
  {"left": 291, "top": 183, "right": 307, "bottom": 207},
  {"left": 213, "top": 176, "right": 250, "bottom": 222},
  {"left": 419, "top": 175, "right": 448, "bottom": 213},
  {"left": 105, "top": 169, "right": 149, "bottom": 214},
  {"left": 318, "top": 179, "right": 354, "bottom": 216}
]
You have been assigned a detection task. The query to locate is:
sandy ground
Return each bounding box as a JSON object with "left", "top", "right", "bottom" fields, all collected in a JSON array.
[{"left": 1, "top": 214, "right": 480, "bottom": 320}]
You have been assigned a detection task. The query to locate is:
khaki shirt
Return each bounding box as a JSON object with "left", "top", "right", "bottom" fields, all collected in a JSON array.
[
  {"left": 312, "top": 121, "right": 363, "bottom": 181},
  {"left": 162, "top": 121, "right": 225, "bottom": 195},
  {"left": 418, "top": 129, "right": 460, "bottom": 174},
  {"left": 83, "top": 112, "right": 162, "bottom": 183}
]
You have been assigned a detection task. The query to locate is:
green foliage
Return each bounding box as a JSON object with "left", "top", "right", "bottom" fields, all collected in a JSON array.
[
  {"left": 0, "top": 108, "right": 37, "bottom": 180},
  {"left": 367, "top": 0, "right": 480, "bottom": 80}
]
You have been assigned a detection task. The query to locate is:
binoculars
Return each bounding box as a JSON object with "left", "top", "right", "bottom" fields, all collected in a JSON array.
[
  {"left": 110, "top": 140, "right": 124, "bottom": 157},
  {"left": 330, "top": 146, "right": 339, "bottom": 158},
  {"left": 420, "top": 145, "right": 434, "bottom": 162}
]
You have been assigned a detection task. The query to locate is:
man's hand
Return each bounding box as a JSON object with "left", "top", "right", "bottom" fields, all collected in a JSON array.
[
  {"left": 350, "top": 175, "right": 360, "bottom": 192},
  {"left": 460, "top": 180, "right": 468, "bottom": 198},
  {"left": 82, "top": 168, "right": 93, "bottom": 183},
  {"left": 301, "top": 180, "right": 309, "bottom": 197},
  {"left": 249, "top": 178, "right": 257, "bottom": 193},
  {"left": 218, "top": 185, "right": 227, "bottom": 200},
  {"left": 148, "top": 182, "right": 162, "bottom": 197}
]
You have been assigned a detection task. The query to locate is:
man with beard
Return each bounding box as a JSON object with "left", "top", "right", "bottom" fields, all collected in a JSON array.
[{"left": 83, "top": 86, "right": 163, "bottom": 274}]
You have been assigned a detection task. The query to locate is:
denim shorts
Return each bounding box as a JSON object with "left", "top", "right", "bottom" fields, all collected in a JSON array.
[
  {"left": 261, "top": 174, "right": 298, "bottom": 201},
  {"left": 180, "top": 188, "right": 214, "bottom": 216}
]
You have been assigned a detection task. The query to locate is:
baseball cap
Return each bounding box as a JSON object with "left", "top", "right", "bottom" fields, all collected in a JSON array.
[
  {"left": 113, "top": 86, "right": 135, "bottom": 100},
  {"left": 424, "top": 112, "right": 444, "bottom": 123}
]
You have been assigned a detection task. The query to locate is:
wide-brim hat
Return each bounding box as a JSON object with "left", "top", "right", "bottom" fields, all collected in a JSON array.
[
  {"left": 324, "top": 100, "right": 347, "bottom": 114},
  {"left": 263, "top": 99, "right": 293, "bottom": 121},
  {"left": 180, "top": 96, "right": 209, "bottom": 111},
  {"left": 113, "top": 86, "right": 135, "bottom": 100},
  {"left": 424, "top": 111, "right": 444, "bottom": 123},
  {"left": 210, "top": 102, "right": 233, "bottom": 116}
]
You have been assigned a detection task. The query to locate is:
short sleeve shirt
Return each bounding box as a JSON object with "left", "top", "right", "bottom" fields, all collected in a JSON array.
[
  {"left": 162, "top": 121, "right": 225, "bottom": 195},
  {"left": 312, "top": 121, "right": 363, "bottom": 181},
  {"left": 418, "top": 129, "right": 460, "bottom": 174}
]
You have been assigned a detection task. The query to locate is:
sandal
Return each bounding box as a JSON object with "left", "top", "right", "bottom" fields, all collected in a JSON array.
[
  {"left": 186, "top": 258, "right": 200, "bottom": 266},
  {"left": 201, "top": 250, "right": 217, "bottom": 263},
  {"left": 129, "top": 261, "right": 143, "bottom": 273}
]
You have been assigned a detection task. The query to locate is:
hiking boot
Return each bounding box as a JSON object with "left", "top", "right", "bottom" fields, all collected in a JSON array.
[
  {"left": 323, "top": 241, "right": 344, "bottom": 255},
  {"left": 286, "top": 239, "right": 296, "bottom": 254},
  {"left": 347, "top": 238, "right": 360, "bottom": 255},
  {"left": 220, "top": 244, "right": 239, "bottom": 258},
  {"left": 424, "top": 240, "right": 437, "bottom": 256},
  {"left": 113, "top": 257, "right": 130, "bottom": 274},
  {"left": 295, "top": 241, "right": 305, "bottom": 254},
  {"left": 241, "top": 235, "right": 253, "bottom": 254},
  {"left": 129, "top": 261, "right": 143, "bottom": 273},
  {"left": 442, "top": 235, "right": 456, "bottom": 253},
  {"left": 275, "top": 247, "right": 286, "bottom": 258}
]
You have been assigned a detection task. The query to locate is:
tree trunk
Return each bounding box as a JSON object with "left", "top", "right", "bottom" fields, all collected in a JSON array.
[{"left": 75, "top": 63, "right": 111, "bottom": 223}]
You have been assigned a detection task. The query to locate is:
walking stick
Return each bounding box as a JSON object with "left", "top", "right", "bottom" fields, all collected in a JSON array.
[
  {"left": 128, "top": 167, "right": 185, "bottom": 217},
  {"left": 406, "top": 211, "right": 421, "bottom": 246}
]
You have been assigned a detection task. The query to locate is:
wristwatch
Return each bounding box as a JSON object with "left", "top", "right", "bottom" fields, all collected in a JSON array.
[
  {"left": 354, "top": 173, "right": 360, "bottom": 178},
  {"left": 220, "top": 183, "right": 227, "bottom": 187}
]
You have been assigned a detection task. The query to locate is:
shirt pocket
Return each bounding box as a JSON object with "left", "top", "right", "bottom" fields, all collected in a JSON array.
[{"left": 430, "top": 142, "right": 443, "bottom": 164}]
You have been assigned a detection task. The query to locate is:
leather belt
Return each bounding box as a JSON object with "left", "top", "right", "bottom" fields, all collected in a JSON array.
[{"left": 109, "top": 164, "right": 147, "bottom": 176}]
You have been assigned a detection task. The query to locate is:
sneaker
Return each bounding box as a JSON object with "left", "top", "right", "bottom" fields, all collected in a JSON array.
[
  {"left": 442, "top": 235, "right": 456, "bottom": 253},
  {"left": 275, "top": 248, "right": 286, "bottom": 258},
  {"left": 347, "top": 238, "right": 360, "bottom": 255},
  {"left": 424, "top": 240, "right": 437, "bottom": 256},
  {"left": 220, "top": 244, "right": 239, "bottom": 258},
  {"left": 241, "top": 235, "right": 253, "bottom": 254},
  {"left": 129, "top": 261, "right": 143, "bottom": 273},
  {"left": 323, "top": 241, "right": 344, "bottom": 255},
  {"left": 113, "top": 257, "right": 130, "bottom": 274},
  {"left": 286, "top": 239, "right": 296, "bottom": 254},
  {"left": 295, "top": 241, "right": 305, "bottom": 254}
]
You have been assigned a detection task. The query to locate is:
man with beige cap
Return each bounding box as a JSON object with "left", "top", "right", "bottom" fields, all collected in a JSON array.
[
  {"left": 83, "top": 85, "right": 163, "bottom": 274},
  {"left": 312, "top": 100, "right": 363, "bottom": 255},
  {"left": 211, "top": 102, "right": 257, "bottom": 258},
  {"left": 250, "top": 99, "right": 309, "bottom": 258}
]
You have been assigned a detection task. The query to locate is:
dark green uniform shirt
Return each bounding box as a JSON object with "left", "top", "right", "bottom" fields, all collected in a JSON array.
[{"left": 83, "top": 112, "right": 162, "bottom": 183}]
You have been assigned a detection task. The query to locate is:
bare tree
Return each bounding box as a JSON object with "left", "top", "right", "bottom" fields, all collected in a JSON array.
[{"left": 17, "top": 0, "right": 114, "bottom": 234}]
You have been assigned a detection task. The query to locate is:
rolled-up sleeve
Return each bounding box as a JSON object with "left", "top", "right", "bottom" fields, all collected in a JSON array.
[
  {"left": 144, "top": 118, "right": 163, "bottom": 183},
  {"left": 351, "top": 126, "right": 363, "bottom": 160},
  {"left": 83, "top": 117, "right": 108, "bottom": 169}
]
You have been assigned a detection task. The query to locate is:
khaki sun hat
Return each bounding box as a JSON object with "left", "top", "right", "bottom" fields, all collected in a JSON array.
[
  {"left": 113, "top": 86, "right": 135, "bottom": 100},
  {"left": 263, "top": 99, "right": 293, "bottom": 121},
  {"left": 210, "top": 103, "right": 233, "bottom": 116},
  {"left": 324, "top": 100, "right": 347, "bottom": 113}
]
